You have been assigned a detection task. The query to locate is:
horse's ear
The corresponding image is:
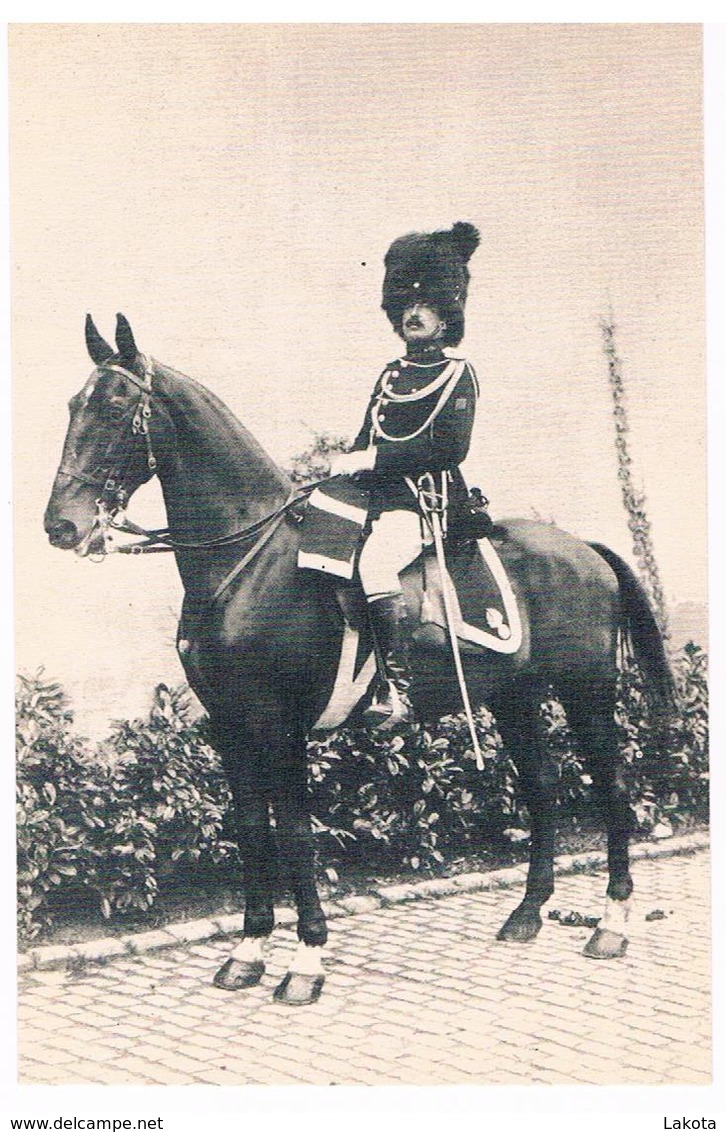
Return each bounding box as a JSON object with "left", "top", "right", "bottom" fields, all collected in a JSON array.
[
  {"left": 85, "top": 314, "right": 114, "bottom": 365},
  {"left": 115, "top": 313, "right": 139, "bottom": 363}
]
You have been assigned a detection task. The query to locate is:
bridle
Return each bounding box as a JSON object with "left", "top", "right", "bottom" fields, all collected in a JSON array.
[
  {"left": 59, "top": 355, "right": 323, "bottom": 577},
  {"left": 57, "top": 354, "right": 165, "bottom": 559},
  {"left": 59, "top": 354, "right": 157, "bottom": 512},
  {"left": 101, "top": 356, "right": 159, "bottom": 489}
]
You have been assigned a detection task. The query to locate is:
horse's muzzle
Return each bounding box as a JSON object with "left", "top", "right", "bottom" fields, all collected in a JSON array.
[{"left": 45, "top": 518, "right": 81, "bottom": 550}]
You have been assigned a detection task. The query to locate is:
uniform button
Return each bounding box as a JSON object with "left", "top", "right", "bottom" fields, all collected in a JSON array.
[
  {"left": 390, "top": 370, "right": 399, "bottom": 377},
  {"left": 379, "top": 413, "right": 386, "bottom": 421}
]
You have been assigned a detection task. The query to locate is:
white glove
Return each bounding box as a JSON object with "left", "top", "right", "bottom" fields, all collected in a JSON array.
[{"left": 330, "top": 449, "right": 376, "bottom": 477}]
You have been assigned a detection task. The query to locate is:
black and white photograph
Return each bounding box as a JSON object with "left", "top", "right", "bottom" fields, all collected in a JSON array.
[{"left": 7, "top": 18, "right": 719, "bottom": 1111}]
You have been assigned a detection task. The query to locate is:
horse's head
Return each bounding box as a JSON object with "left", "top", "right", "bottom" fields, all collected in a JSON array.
[{"left": 44, "top": 313, "right": 159, "bottom": 556}]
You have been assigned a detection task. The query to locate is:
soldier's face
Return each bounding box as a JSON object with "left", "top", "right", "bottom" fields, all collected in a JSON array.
[{"left": 401, "top": 303, "right": 446, "bottom": 344}]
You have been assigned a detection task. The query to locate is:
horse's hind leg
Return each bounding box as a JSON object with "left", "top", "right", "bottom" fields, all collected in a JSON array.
[
  {"left": 209, "top": 723, "right": 277, "bottom": 991},
  {"left": 493, "top": 681, "right": 558, "bottom": 943},
  {"left": 561, "top": 676, "right": 634, "bottom": 959}
]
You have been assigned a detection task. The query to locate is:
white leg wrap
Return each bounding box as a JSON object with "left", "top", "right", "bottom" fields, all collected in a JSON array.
[
  {"left": 289, "top": 941, "right": 326, "bottom": 976},
  {"left": 600, "top": 895, "right": 632, "bottom": 936},
  {"left": 230, "top": 935, "right": 268, "bottom": 962}
]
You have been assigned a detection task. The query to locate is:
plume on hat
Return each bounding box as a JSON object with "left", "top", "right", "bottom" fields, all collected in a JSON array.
[{"left": 382, "top": 221, "right": 480, "bottom": 346}]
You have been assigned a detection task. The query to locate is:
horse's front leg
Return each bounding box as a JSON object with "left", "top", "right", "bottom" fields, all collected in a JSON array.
[
  {"left": 271, "top": 735, "right": 328, "bottom": 1006},
  {"left": 210, "top": 723, "right": 277, "bottom": 991},
  {"left": 493, "top": 684, "right": 557, "bottom": 943}
]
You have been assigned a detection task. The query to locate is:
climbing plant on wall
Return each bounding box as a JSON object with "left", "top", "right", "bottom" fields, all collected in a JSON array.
[{"left": 601, "top": 317, "right": 669, "bottom": 638}]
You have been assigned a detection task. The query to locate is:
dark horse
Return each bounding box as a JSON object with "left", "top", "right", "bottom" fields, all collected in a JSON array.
[{"left": 44, "top": 314, "right": 674, "bottom": 1005}]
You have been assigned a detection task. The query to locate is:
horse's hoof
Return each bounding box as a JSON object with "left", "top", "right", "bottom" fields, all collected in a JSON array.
[
  {"left": 213, "top": 957, "right": 265, "bottom": 990},
  {"left": 273, "top": 971, "right": 325, "bottom": 1006},
  {"left": 497, "top": 907, "right": 542, "bottom": 943},
  {"left": 583, "top": 927, "right": 628, "bottom": 959}
]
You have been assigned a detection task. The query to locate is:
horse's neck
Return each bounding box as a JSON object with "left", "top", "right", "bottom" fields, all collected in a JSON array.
[{"left": 152, "top": 365, "right": 291, "bottom": 593}]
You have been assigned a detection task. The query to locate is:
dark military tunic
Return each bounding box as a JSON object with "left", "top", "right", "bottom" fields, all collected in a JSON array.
[{"left": 350, "top": 347, "right": 478, "bottom": 519}]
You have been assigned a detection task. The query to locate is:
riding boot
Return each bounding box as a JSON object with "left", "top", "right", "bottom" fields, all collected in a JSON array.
[{"left": 362, "top": 593, "right": 413, "bottom": 730}]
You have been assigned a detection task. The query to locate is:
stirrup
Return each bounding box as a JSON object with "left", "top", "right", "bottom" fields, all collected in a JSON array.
[{"left": 362, "top": 681, "right": 410, "bottom": 730}]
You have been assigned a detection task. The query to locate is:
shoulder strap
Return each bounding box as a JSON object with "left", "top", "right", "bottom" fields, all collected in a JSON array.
[{"left": 431, "top": 358, "right": 468, "bottom": 417}]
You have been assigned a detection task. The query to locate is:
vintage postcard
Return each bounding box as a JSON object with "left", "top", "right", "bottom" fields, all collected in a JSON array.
[{"left": 7, "top": 20, "right": 719, "bottom": 1118}]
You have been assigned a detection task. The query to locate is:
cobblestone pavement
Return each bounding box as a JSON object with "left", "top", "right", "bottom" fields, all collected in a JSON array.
[{"left": 18, "top": 850, "right": 710, "bottom": 1086}]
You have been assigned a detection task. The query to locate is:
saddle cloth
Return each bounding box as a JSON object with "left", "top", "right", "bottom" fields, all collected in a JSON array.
[
  {"left": 326, "top": 534, "right": 522, "bottom": 658},
  {"left": 297, "top": 479, "right": 369, "bottom": 580},
  {"left": 404, "top": 537, "right": 522, "bottom": 656}
]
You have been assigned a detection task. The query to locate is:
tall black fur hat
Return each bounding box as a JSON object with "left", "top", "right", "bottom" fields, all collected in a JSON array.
[{"left": 382, "top": 221, "right": 480, "bottom": 346}]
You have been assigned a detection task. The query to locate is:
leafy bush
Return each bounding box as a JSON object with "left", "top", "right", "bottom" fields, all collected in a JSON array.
[
  {"left": 308, "top": 645, "right": 709, "bottom": 867},
  {"left": 613, "top": 642, "right": 709, "bottom": 834},
  {"left": 103, "top": 684, "right": 235, "bottom": 878},
  {"left": 16, "top": 677, "right": 233, "bottom": 942},
  {"left": 16, "top": 672, "right": 159, "bottom": 939},
  {"left": 307, "top": 708, "right": 516, "bottom": 870},
  {"left": 16, "top": 644, "right": 708, "bottom": 944},
  {"left": 287, "top": 430, "right": 350, "bottom": 485},
  {"left": 16, "top": 673, "right": 93, "bottom": 941}
]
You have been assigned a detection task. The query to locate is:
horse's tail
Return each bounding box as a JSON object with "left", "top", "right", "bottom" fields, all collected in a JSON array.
[{"left": 588, "top": 542, "right": 677, "bottom": 713}]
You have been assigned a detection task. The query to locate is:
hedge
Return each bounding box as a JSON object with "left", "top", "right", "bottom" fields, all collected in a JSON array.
[{"left": 16, "top": 643, "right": 708, "bottom": 944}]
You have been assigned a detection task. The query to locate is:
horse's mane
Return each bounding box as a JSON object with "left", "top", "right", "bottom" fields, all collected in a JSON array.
[{"left": 153, "top": 362, "right": 290, "bottom": 494}]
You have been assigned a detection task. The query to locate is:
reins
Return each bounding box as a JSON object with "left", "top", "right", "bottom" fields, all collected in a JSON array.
[
  {"left": 103, "top": 479, "right": 323, "bottom": 609},
  {"left": 108, "top": 486, "right": 318, "bottom": 556}
]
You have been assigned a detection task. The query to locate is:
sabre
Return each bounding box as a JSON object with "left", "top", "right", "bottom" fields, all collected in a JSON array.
[{"left": 419, "top": 475, "right": 485, "bottom": 771}]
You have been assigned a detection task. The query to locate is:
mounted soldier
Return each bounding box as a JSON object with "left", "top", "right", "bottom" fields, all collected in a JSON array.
[
  {"left": 330, "top": 220, "right": 481, "bottom": 728},
  {"left": 47, "top": 308, "right": 674, "bottom": 1001}
]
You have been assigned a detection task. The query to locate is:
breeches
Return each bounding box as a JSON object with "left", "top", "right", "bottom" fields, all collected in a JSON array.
[{"left": 358, "top": 510, "right": 423, "bottom": 599}]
